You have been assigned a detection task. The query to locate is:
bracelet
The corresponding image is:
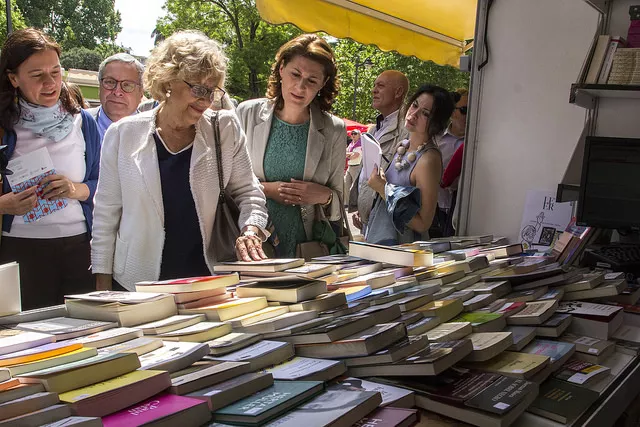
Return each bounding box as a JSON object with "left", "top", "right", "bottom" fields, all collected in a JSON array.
[
  {"left": 321, "top": 191, "right": 333, "bottom": 207},
  {"left": 242, "top": 230, "right": 259, "bottom": 238}
]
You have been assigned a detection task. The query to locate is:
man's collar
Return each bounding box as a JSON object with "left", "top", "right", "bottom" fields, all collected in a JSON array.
[
  {"left": 444, "top": 125, "right": 465, "bottom": 139},
  {"left": 376, "top": 109, "right": 400, "bottom": 130}
]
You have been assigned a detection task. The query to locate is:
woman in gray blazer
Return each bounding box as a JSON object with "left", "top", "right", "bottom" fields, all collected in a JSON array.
[{"left": 236, "top": 34, "right": 346, "bottom": 257}]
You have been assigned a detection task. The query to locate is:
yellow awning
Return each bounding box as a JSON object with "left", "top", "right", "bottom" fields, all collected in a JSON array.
[{"left": 256, "top": 0, "right": 477, "bottom": 66}]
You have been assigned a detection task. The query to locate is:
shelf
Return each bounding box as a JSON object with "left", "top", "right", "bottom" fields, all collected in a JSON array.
[
  {"left": 570, "top": 83, "right": 640, "bottom": 108},
  {"left": 580, "top": 0, "right": 608, "bottom": 15}
]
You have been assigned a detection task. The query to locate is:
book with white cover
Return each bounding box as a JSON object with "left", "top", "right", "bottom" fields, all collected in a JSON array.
[
  {"left": 213, "top": 258, "right": 305, "bottom": 273},
  {"left": 333, "top": 377, "right": 415, "bottom": 408},
  {"left": 65, "top": 295, "right": 177, "bottom": 327},
  {"left": 238, "top": 311, "right": 318, "bottom": 334},
  {"left": 65, "top": 291, "right": 168, "bottom": 303},
  {"left": 98, "top": 337, "right": 163, "bottom": 356},
  {"left": 206, "top": 332, "right": 262, "bottom": 356},
  {"left": 0, "top": 305, "right": 67, "bottom": 326},
  {"left": 14, "top": 317, "right": 117, "bottom": 340},
  {"left": 157, "top": 321, "right": 232, "bottom": 342},
  {"left": 266, "top": 357, "right": 346, "bottom": 382},
  {"left": 138, "top": 341, "right": 210, "bottom": 372},
  {"left": 65, "top": 327, "right": 142, "bottom": 348},
  {"left": 0, "top": 330, "right": 54, "bottom": 356},
  {"left": 208, "top": 340, "right": 295, "bottom": 371},
  {"left": 0, "top": 262, "right": 20, "bottom": 317},
  {"left": 464, "top": 332, "right": 513, "bottom": 362},
  {"left": 137, "top": 314, "right": 206, "bottom": 335},
  {"left": 426, "top": 322, "right": 472, "bottom": 342},
  {"left": 506, "top": 300, "right": 558, "bottom": 325}
]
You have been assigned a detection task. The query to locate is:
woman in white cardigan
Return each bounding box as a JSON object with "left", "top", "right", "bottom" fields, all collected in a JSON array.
[
  {"left": 91, "top": 31, "right": 269, "bottom": 291},
  {"left": 236, "top": 34, "right": 346, "bottom": 258}
]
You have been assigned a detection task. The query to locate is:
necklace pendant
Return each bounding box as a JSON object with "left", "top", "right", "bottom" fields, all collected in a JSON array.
[
  {"left": 407, "top": 152, "right": 417, "bottom": 162},
  {"left": 395, "top": 162, "right": 403, "bottom": 171},
  {"left": 397, "top": 146, "right": 406, "bottom": 155}
]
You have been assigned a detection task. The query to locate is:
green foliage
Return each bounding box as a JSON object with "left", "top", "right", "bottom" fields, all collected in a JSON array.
[
  {"left": 332, "top": 39, "right": 470, "bottom": 123},
  {"left": 60, "top": 47, "right": 103, "bottom": 71},
  {"left": 0, "top": 0, "right": 27, "bottom": 46},
  {"left": 156, "top": 0, "right": 300, "bottom": 99},
  {"left": 16, "top": 0, "right": 122, "bottom": 49}
]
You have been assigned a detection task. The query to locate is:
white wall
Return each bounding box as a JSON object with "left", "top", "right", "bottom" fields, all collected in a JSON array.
[{"left": 461, "top": 0, "right": 599, "bottom": 242}]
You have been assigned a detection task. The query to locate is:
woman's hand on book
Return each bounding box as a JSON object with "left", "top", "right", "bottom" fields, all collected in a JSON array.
[
  {"left": 0, "top": 186, "right": 37, "bottom": 215},
  {"left": 235, "top": 232, "right": 268, "bottom": 262}
]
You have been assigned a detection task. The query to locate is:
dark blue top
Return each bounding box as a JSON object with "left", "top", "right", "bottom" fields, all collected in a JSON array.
[
  {"left": 153, "top": 132, "right": 209, "bottom": 280},
  {"left": 2, "top": 109, "right": 101, "bottom": 234}
]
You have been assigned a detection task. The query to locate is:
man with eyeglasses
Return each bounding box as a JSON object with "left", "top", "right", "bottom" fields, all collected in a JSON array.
[
  {"left": 88, "top": 53, "right": 144, "bottom": 139},
  {"left": 434, "top": 87, "right": 468, "bottom": 237}
]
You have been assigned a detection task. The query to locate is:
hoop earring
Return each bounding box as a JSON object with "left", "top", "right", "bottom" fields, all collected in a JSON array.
[{"left": 165, "top": 88, "right": 172, "bottom": 98}]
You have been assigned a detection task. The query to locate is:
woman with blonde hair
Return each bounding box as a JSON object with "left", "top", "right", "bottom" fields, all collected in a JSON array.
[
  {"left": 91, "top": 30, "right": 269, "bottom": 291},
  {"left": 236, "top": 33, "right": 347, "bottom": 258}
]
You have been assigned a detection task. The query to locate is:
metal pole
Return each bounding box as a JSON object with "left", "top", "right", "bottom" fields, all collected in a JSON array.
[
  {"left": 352, "top": 57, "right": 360, "bottom": 121},
  {"left": 5, "top": 0, "right": 12, "bottom": 35}
]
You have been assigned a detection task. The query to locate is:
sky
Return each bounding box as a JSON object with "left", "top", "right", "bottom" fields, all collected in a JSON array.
[{"left": 114, "top": 0, "right": 165, "bottom": 57}]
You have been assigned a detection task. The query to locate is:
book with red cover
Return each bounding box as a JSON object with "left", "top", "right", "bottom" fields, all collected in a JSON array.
[{"left": 101, "top": 393, "right": 211, "bottom": 426}]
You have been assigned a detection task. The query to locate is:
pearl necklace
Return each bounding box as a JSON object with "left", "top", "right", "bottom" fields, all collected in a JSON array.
[{"left": 394, "top": 140, "right": 426, "bottom": 171}]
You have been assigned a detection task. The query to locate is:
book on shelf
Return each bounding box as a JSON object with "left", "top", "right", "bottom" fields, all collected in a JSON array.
[
  {"left": 17, "top": 352, "right": 140, "bottom": 393},
  {"left": 170, "top": 360, "right": 251, "bottom": 395},
  {"left": 101, "top": 393, "right": 211, "bottom": 427},
  {"left": 262, "top": 388, "right": 382, "bottom": 427},
  {"left": 14, "top": 317, "right": 117, "bottom": 341},
  {"left": 464, "top": 351, "right": 550, "bottom": 379},
  {"left": 1, "top": 347, "right": 98, "bottom": 377},
  {"left": 98, "top": 337, "right": 163, "bottom": 356},
  {"left": 559, "top": 333, "right": 616, "bottom": 364},
  {"left": 156, "top": 321, "right": 232, "bottom": 342},
  {"left": 0, "top": 330, "right": 55, "bottom": 356},
  {"left": 213, "top": 258, "right": 305, "bottom": 273},
  {"left": 453, "top": 312, "right": 506, "bottom": 333},
  {"left": 65, "top": 293, "right": 177, "bottom": 327},
  {"left": 58, "top": 369, "right": 171, "bottom": 417},
  {"left": 334, "top": 377, "right": 415, "bottom": 408},
  {"left": 505, "top": 300, "right": 558, "bottom": 325},
  {"left": 0, "top": 305, "right": 67, "bottom": 326},
  {"left": 208, "top": 340, "right": 294, "bottom": 371},
  {"left": 553, "top": 358, "right": 610, "bottom": 386},
  {"left": 349, "top": 241, "right": 434, "bottom": 267},
  {"left": 598, "top": 36, "right": 626, "bottom": 83},
  {"left": 585, "top": 35, "right": 612, "bottom": 83},
  {"left": 347, "top": 340, "right": 473, "bottom": 377},
  {"left": 138, "top": 341, "right": 210, "bottom": 372},
  {"left": 179, "top": 297, "right": 268, "bottom": 322},
  {"left": 235, "top": 280, "right": 327, "bottom": 303},
  {"left": 426, "top": 322, "right": 472, "bottom": 342},
  {"left": 137, "top": 314, "right": 205, "bottom": 335},
  {"left": 213, "top": 380, "right": 324, "bottom": 426},
  {"left": 536, "top": 313, "right": 572, "bottom": 337},
  {"left": 187, "top": 372, "right": 274, "bottom": 412},
  {"left": 266, "top": 357, "right": 346, "bottom": 382},
  {"left": 506, "top": 326, "right": 537, "bottom": 351},
  {"left": 522, "top": 339, "right": 576, "bottom": 370},
  {"left": 0, "top": 391, "right": 59, "bottom": 422},
  {"left": 557, "top": 301, "right": 624, "bottom": 340},
  {"left": 527, "top": 377, "right": 599, "bottom": 424},
  {"left": 135, "top": 274, "right": 239, "bottom": 293},
  {"left": 353, "top": 407, "right": 418, "bottom": 427},
  {"left": 464, "top": 332, "right": 513, "bottom": 362},
  {"left": 295, "top": 322, "right": 406, "bottom": 359}
]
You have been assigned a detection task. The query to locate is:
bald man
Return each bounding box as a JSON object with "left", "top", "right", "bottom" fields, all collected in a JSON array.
[{"left": 351, "top": 70, "right": 409, "bottom": 233}]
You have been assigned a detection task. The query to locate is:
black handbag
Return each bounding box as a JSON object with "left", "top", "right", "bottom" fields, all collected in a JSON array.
[{"left": 211, "top": 112, "right": 241, "bottom": 262}]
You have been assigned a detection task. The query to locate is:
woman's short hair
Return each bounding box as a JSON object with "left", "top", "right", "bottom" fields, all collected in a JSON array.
[
  {"left": 405, "top": 84, "right": 455, "bottom": 143},
  {"left": 0, "top": 28, "right": 79, "bottom": 131},
  {"left": 144, "top": 30, "right": 228, "bottom": 103},
  {"left": 266, "top": 33, "right": 339, "bottom": 112}
]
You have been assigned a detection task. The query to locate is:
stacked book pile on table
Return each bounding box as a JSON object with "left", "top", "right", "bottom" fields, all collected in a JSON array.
[{"left": 1, "top": 235, "right": 639, "bottom": 426}]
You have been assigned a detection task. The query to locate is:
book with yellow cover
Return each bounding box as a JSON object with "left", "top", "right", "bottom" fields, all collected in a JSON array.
[
  {"left": 227, "top": 306, "right": 290, "bottom": 328},
  {"left": 179, "top": 297, "right": 268, "bottom": 321},
  {"left": 59, "top": 370, "right": 169, "bottom": 403},
  {"left": 464, "top": 351, "right": 550, "bottom": 379},
  {"left": 3, "top": 347, "right": 98, "bottom": 377},
  {"left": 349, "top": 241, "right": 433, "bottom": 267},
  {"left": 412, "top": 299, "right": 463, "bottom": 323},
  {"left": 0, "top": 342, "right": 83, "bottom": 367}
]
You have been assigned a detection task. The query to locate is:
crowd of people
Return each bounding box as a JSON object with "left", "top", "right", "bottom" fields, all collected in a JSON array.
[{"left": 0, "top": 27, "right": 468, "bottom": 310}]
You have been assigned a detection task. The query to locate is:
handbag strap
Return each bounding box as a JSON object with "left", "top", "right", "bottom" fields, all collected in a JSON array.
[{"left": 211, "top": 112, "right": 226, "bottom": 205}]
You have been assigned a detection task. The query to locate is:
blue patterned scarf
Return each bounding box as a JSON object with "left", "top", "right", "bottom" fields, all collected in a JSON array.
[{"left": 17, "top": 98, "right": 74, "bottom": 142}]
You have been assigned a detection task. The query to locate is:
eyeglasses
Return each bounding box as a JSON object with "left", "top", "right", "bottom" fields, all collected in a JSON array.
[
  {"left": 350, "top": 131, "right": 360, "bottom": 136},
  {"left": 183, "top": 80, "right": 226, "bottom": 103},
  {"left": 100, "top": 78, "right": 140, "bottom": 93},
  {"left": 456, "top": 106, "right": 468, "bottom": 115}
]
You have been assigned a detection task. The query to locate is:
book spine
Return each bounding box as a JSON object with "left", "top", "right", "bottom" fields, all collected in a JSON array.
[{"left": 598, "top": 38, "right": 624, "bottom": 84}]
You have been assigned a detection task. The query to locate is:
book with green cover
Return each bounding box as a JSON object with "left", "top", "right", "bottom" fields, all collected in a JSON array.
[
  {"left": 453, "top": 312, "right": 505, "bottom": 332},
  {"left": 528, "top": 378, "right": 599, "bottom": 423},
  {"left": 213, "top": 381, "right": 324, "bottom": 425}
]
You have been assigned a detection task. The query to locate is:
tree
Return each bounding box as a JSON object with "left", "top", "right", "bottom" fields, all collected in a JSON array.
[
  {"left": 332, "top": 39, "right": 471, "bottom": 123},
  {"left": 16, "top": 0, "right": 122, "bottom": 49},
  {"left": 156, "top": 0, "right": 300, "bottom": 100},
  {"left": 0, "top": 0, "right": 27, "bottom": 46},
  {"left": 60, "top": 47, "right": 103, "bottom": 71}
]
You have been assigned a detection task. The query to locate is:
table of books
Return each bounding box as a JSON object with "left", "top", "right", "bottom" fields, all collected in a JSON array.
[{"left": 1, "top": 237, "right": 640, "bottom": 427}]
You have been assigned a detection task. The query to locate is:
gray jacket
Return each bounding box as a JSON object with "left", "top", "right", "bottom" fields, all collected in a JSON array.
[{"left": 236, "top": 98, "right": 347, "bottom": 241}]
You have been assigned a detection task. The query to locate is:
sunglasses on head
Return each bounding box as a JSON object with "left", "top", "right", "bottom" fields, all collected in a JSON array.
[
  {"left": 351, "top": 131, "right": 360, "bottom": 136},
  {"left": 456, "top": 106, "right": 468, "bottom": 115}
]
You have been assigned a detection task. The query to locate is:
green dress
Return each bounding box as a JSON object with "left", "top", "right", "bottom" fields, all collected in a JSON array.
[{"left": 263, "top": 116, "right": 310, "bottom": 257}]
